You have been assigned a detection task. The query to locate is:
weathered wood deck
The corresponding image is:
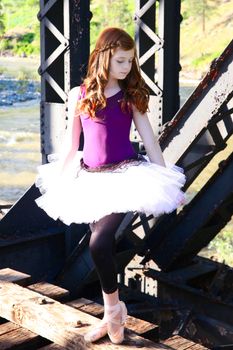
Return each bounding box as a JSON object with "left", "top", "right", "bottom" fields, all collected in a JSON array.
[{"left": 0, "top": 268, "right": 209, "bottom": 350}]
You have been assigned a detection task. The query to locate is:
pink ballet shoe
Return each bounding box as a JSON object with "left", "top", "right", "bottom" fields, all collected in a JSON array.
[
  {"left": 84, "top": 318, "right": 107, "bottom": 343},
  {"left": 106, "top": 301, "right": 128, "bottom": 344}
]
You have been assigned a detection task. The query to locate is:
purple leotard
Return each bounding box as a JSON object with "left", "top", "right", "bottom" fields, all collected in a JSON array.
[{"left": 80, "top": 90, "right": 137, "bottom": 168}]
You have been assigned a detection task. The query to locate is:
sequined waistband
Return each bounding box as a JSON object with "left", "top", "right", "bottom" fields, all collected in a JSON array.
[{"left": 80, "top": 154, "right": 146, "bottom": 173}]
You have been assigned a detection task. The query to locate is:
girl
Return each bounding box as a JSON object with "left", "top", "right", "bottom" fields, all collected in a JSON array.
[{"left": 35, "top": 27, "right": 185, "bottom": 345}]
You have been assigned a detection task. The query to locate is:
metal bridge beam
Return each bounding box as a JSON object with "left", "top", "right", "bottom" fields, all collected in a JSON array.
[
  {"left": 134, "top": 0, "right": 181, "bottom": 138},
  {"left": 38, "top": 0, "right": 90, "bottom": 163},
  {"left": 158, "top": 0, "right": 181, "bottom": 124},
  {"left": 38, "top": 0, "right": 181, "bottom": 156},
  {"left": 142, "top": 40, "right": 233, "bottom": 271}
]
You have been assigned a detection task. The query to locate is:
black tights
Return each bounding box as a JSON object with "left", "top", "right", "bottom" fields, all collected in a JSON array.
[{"left": 89, "top": 213, "right": 125, "bottom": 294}]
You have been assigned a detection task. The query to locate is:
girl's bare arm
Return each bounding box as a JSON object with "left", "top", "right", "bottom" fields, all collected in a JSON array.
[{"left": 132, "top": 105, "right": 166, "bottom": 167}]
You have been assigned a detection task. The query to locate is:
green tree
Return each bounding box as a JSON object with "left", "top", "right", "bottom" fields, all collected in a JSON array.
[
  {"left": 185, "top": 0, "right": 215, "bottom": 32},
  {"left": 90, "top": 0, "right": 135, "bottom": 49},
  {"left": 27, "top": 0, "right": 38, "bottom": 5},
  {"left": 0, "top": 0, "right": 5, "bottom": 35}
]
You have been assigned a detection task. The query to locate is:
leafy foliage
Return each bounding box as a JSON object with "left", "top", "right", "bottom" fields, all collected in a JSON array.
[
  {"left": 183, "top": 0, "right": 216, "bottom": 32},
  {"left": 90, "top": 0, "right": 135, "bottom": 49},
  {"left": 0, "top": 0, "right": 5, "bottom": 34},
  {"left": 1, "top": 0, "right": 135, "bottom": 55},
  {"left": 180, "top": 0, "right": 233, "bottom": 77},
  {"left": 1, "top": 0, "right": 233, "bottom": 76},
  {"left": 208, "top": 230, "right": 233, "bottom": 266},
  {"left": 1, "top": 0, "right": 39, "bottom": 55}
]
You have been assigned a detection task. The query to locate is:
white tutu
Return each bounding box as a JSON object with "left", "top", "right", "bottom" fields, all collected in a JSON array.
[{"left": 35, "top": 151, "right": 186, "bottom": 225}]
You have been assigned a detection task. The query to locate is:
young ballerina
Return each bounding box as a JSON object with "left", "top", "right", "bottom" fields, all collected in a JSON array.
[{"left": 35, "top": 27, "right": 186, "bottom": 344}]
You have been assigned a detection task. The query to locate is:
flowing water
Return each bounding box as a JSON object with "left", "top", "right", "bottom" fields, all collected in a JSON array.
[{"left": 0, "top": 99, "right": 40, "bottom": 202}]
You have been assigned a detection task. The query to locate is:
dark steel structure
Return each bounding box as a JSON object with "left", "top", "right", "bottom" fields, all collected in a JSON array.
[
  {"left": 0, "top": 1, "right": 233, "bottom": 348},
  {"left": 133, "top": 0, "right": 181, "bottom": 138},
  {"left": 38, "top": 0, "right": 90, "bottom": 163}
]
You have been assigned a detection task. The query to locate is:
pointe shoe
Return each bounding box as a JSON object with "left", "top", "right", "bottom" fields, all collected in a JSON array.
[
  {"left": 84, "top": 319, "right": 107, "bottom": 343},
  {"left": 106, "top": 301, "right": 127, "bottom": 344}
]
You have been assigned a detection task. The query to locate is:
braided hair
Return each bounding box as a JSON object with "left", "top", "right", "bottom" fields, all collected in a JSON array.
[{"left": 77, "top": 27, "right": 149, "bottom": 119}]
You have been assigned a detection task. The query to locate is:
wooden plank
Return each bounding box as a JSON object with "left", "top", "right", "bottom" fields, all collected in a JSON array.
[
  {"left": 162, "top": 335, "right": 191, "bottom": 349},
  {"left": 69, "top": 298, "right": 158, "bottom": 335},
  {"left": 0, "top": 322, "right": 20, "bottom": 336},
  {"left": 39, "top": 345, "right": 62, "bottom": 350},
  {"left": 0, "top": 281, "right": 87, "bottom": 350},
  {"left": 126, "top": 315, "right": 157, "bottom": 336},
  {"left": 68, "top": 299, "right": 103, "bottom": 317},
  {"left": 0, "top": 326, "right": 48, "bottom": 350},
  {"left": 39, "top": 300, "right": 209, "bottom": 350},
  {"left": 0, "top": 268, "right": 31, "bottom": 286},
  {"left": 0, "top": 322, "right": 48, "bottom": 350},
  {"left": 39, "top": 330, "right": 174, "bottom": 349},
  {"left": 189, "top": 345, "right": 209, "bottom": 350},
  {"left": 0, "top": 268, "right": 31, "bottom": 326},
  {"left": 161, "top": 335, "right": 208, "bottom": 350},
  {"left": 0, "top": 281, "right": 70, "bottom": 349},
  {"left": 0, "top": 281, "right": 173, "bottom": 350},
  {"left": 28, "top": 282, "right": 70, "bottom": 301}
]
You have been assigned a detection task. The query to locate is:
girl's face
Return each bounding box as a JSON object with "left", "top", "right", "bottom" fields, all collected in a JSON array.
[{"left": 109, "top": 47, "right": 134, "bottom": 81}]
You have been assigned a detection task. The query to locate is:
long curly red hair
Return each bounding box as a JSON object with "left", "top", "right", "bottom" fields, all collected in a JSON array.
[{"left": 77, "top": 27, "right": 149, "bottom": 118}]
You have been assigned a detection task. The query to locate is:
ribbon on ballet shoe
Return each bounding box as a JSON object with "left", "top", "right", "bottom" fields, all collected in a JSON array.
[
  {"left": 84, "top": 319, "right": 108, "bottom": 343},
  {"left": 106, "top": 301, "right": 128, "bottom": 344}
]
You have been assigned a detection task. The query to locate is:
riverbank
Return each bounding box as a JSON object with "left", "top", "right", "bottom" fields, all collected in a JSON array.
[
  {"left": 0, "top": 79, "right": 40, "bottom": 106},
  {"left": 0, "top": 100, "right": 40, "bottom": 202},
  {"left": 0, "top": 56, "right": 40, "bottom": 105},
  {"left": 0, "top": 56, "right": 40, "bottom": 81}
]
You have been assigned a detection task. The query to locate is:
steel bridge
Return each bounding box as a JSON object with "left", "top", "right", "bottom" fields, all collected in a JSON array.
[{"left": 0, "top": 1, "right": 233, "bottom": 348}]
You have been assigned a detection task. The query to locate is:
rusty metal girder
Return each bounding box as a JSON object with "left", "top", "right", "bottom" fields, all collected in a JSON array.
[
  {"left": 139, "top": 40, "right": 233, "bottom": 271},
  {"left": 160, "top": 39, "right": 233, "bottom": 186},
  {"left": 143, "top": 149, "right": 233, "bottom": 271}
]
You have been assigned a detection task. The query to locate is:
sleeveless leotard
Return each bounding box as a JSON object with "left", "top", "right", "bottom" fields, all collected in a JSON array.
[{"left": 80, "top": 90, "right": 137, "bottom": 168}]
